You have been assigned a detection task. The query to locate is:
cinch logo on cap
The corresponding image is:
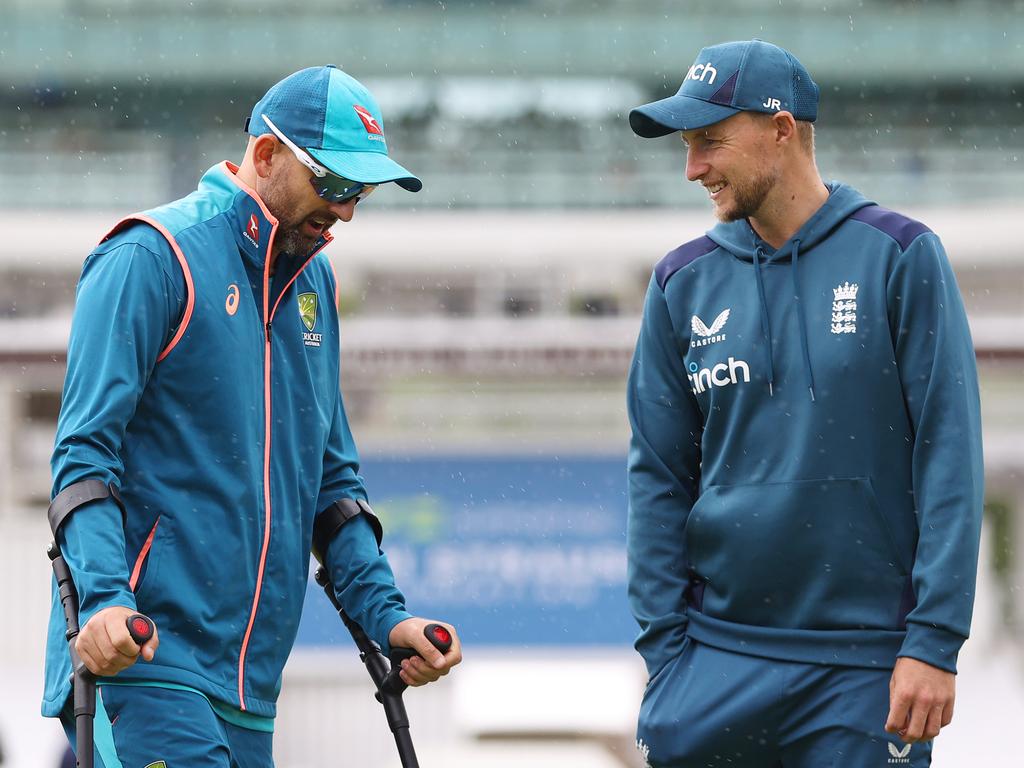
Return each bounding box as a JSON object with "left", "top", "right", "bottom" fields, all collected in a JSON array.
[
  {"left": 353, "top": 105, "right": 383, "bottom": 135},
  {"left": 686, "top": 61, "right": 718, "bottom": 85}
]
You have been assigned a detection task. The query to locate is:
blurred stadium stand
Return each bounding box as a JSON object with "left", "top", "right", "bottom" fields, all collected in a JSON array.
[
  {"left": 1, "top": 1, "right": 1021, "bottom": 210},
  {"left": 1, "top": 2, "right": 1022, "bottom": 765}
]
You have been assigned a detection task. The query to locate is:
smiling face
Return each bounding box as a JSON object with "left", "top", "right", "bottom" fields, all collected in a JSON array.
[
  {"left": 681, "top": 112, "right": 782, "bottom": 223},
  {"left": 257, "top": 140, "right": 360, "bottom": 257}
]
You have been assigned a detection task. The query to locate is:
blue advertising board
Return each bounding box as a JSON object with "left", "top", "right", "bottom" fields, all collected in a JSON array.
[{"left": 296, "top": 454, "right": 636, "bottom": 647}]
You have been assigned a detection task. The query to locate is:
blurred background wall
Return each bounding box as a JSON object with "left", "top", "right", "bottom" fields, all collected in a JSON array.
[{"left": 1, "top": 1, "right": 1021, "bottom": 766}]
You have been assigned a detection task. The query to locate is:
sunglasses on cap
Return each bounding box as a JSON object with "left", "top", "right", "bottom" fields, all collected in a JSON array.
[{"left": 262, "top": 115, "right": 376, "bottom": 204}]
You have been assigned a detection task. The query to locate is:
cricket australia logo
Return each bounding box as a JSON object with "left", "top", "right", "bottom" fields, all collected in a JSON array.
[
  {"left": 831, "top": 282, "right": 858, "bottom": 334},
  {"left": 887, "top": 742, "right": 911, "bottom": 764},
  {"left": 298, "top": 292, "right": 322, "bottom": 348},
  {"left": 691, "top": 308, "right": 730, "bottom": 347}
]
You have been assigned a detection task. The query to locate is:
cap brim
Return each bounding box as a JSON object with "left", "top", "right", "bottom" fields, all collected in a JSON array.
[
  {"left": 629, "top": 94, "right": 741, "bottom": 137},
  {"left": 306, "top": 147, "right": 423, "bottom": 192}
]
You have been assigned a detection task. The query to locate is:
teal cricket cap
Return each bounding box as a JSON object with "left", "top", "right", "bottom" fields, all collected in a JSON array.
[
  {"left": 630, "top": 40, "right": 819, "bottom": 137},
  {"left": 245, "top": 65, "right": 422, "bottom": 192}
]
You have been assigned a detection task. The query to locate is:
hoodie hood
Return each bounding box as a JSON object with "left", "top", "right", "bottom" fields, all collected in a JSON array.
[
  {"left": 702, "top": 182, "right": 874, "bottom": 403},
  {"left": 706, "top": 182, "right": 874, "bottom": 261}
]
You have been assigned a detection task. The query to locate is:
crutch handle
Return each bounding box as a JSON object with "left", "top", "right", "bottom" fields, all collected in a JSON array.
[
  {"left": 126, "top": 613, "right": 155, "bottom": 646},
  {"left": 381, "top": 623, "right": 454, "bottom": 695}
]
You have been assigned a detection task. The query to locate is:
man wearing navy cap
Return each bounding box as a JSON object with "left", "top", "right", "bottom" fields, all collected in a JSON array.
[
  {"left": 43, "top": 66, "right": 461, "bottom": 766},
  {"left": 626, "top": 41, "right": 982, "bottom": 767}
]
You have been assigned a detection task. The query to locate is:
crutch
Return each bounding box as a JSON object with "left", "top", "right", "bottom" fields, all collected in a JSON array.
[
  {"left": 314, "top": 566, "right": 452, "bottom": 768},
  {"left": 48, "top": 541, "right": 154, "bottom": 768}
]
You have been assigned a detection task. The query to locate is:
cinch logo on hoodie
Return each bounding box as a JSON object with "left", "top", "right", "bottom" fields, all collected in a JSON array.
[{"left": 688, "top": 356, "right": 751, "bottom": 394}]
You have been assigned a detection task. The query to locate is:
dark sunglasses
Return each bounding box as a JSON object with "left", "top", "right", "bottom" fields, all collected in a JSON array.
[{"left": 263, "top": 114, "right": 377, "bottom": 204}]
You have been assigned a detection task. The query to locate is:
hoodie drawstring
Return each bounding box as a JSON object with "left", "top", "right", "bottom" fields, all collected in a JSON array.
[
  {"left": 752, "top": 245, "right": 776, "bottom": 397},
  {"left": 791, "top": 239, "right": 817, "bottom": 402}
]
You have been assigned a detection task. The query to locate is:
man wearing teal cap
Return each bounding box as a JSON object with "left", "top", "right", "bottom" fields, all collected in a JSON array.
[
  {"left": 626, "top": 41, "right": 982, "bottom": 767},
  {"left": 44, "top": 66, "right": 460, "bottom": 766}
]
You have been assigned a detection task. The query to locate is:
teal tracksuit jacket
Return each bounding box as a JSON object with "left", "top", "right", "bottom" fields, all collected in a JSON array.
[
  {"left": 43, "top": 162, "right": 411, "bottom": 720},
  {"left": 627, "top": 183, "right": 984, "bottom": 681}
]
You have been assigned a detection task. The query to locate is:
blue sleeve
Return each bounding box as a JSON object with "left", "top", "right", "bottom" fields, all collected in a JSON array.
[
  {"left": 887, "top": 233, "right": 984, "bottom": 673},
  {"left": 315, "top": 386, "right": 369, "bottom": 510},
  {"left": 316, "top": 387, "right": 411, "bottom": 654},
  {"left": 324, "top": 515, "right": 412, "bottom": 656},
  {"left": 626, "top": 274, "right": 703, "bottom": 679},
  {"left": 52, "top": 232, "right": 185, "bottom": 626}
]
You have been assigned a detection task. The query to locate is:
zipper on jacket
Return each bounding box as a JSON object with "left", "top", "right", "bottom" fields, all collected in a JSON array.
[
  {"left": 237, "top": 247, "right": 276, "bottom": 711},
  {"left": 236, "top": 239, "right": 331, "bottom": 711}
]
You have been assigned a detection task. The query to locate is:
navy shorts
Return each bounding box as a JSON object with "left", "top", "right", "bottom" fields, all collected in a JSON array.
[
  {"left": 637, "top": 639, "right": 933, "bottom": 768},
  {"left": 60, "top": 685, "right": 274, "bottom": 768}
]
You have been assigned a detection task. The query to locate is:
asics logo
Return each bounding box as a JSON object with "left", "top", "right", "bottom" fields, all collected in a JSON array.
[
  {"left": 686, "top": 62, "right": 718, "bottom": 85},
  {"left": 225, "top": 284, "right": 240, "bottom": 316},
  {"left": 688, "top": 356, "right": 750, "bottom": 395}
]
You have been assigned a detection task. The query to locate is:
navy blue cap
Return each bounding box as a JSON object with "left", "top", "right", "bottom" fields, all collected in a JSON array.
[
  {"left": 630, "top": 40, "right": 819, "bottom": 137},
  {"left": 246, "top": 65, "right": 421, "bottom": 192}
]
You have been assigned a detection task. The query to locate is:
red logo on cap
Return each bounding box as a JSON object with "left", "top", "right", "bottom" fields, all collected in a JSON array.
[
  {"left": 247, "top": 214, "right": 259, "bottom": 243},
  {"left": 353, "top": 105, "right": 383, "bottom": 135}
]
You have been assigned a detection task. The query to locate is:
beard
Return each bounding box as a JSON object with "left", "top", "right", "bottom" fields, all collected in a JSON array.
[
  {"left": 713, "top": 166, "right": 778, "bottom": 223},
  {"left": 273, "top": 223, "right": 318, "bottom": 258},
  {"left": 259, "top": 176, "right": 320, "bottom": 256}
]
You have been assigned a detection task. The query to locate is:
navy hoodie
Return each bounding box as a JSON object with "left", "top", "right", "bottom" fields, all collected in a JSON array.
[{"left": 626, "top": 183, "right": 983, "bottom": 678}]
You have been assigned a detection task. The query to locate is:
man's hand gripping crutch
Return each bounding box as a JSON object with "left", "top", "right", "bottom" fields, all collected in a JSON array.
[{"left": 46, "top": 479, "right": 157, "bottom": 768}]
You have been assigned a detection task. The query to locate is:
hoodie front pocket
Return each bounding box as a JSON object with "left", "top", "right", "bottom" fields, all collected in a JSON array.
[{"left": 686, "top": 477, "right": 910, "bottom": 631}]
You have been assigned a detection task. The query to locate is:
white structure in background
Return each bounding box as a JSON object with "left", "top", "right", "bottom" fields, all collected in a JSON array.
[{"left": 1, "top": 208, "right": 1022, "bottom": 767}]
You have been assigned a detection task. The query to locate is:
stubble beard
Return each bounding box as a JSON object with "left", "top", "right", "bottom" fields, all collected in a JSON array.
[
  {"left": 260, "top": 176, "right": 318, "bottom": 257},
  {"left": 714, "top": 166, "right": 778, "bottom": 223},
  {"left": 274, "top": 225, "right": 317, "bottom": 258}
]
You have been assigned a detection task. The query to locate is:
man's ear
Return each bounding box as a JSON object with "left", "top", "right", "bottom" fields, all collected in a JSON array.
[
  {"left": 771, "top": 110, "right": 798, "bottom": 148},
  {"left": 252, "top": 134, "right": 279, "bottom": 179}
]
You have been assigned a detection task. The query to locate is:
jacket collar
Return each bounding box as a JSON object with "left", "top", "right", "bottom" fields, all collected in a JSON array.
[{"left": 202, "top": 161, "right": 333, "bottom": 268}]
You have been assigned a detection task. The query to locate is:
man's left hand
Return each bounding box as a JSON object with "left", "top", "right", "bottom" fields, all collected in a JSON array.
[
  {"left": 388, "top": 617, "right": 462, "bottom": 687},
  {"left": 885, "top": 656, "right": 955, "bottom": 743}
]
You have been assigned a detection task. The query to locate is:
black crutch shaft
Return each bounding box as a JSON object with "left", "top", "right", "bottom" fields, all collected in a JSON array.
[
  {"left": 48, "top": 541, "right": 95, "bottom": 768},
  {"left": 48, "top": 543, "right": 156, "bottom": 768},
  {"left": 315, "top": 566, "right": 440, "bottom": 768}
]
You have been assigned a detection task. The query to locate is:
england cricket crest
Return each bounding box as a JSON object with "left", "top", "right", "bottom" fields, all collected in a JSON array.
[
  {"left": 298, "top": 292, "right": 318, "bottom": 331},
  {"left": 831, "top": 282, "right": 858, "bottom": 334}
]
